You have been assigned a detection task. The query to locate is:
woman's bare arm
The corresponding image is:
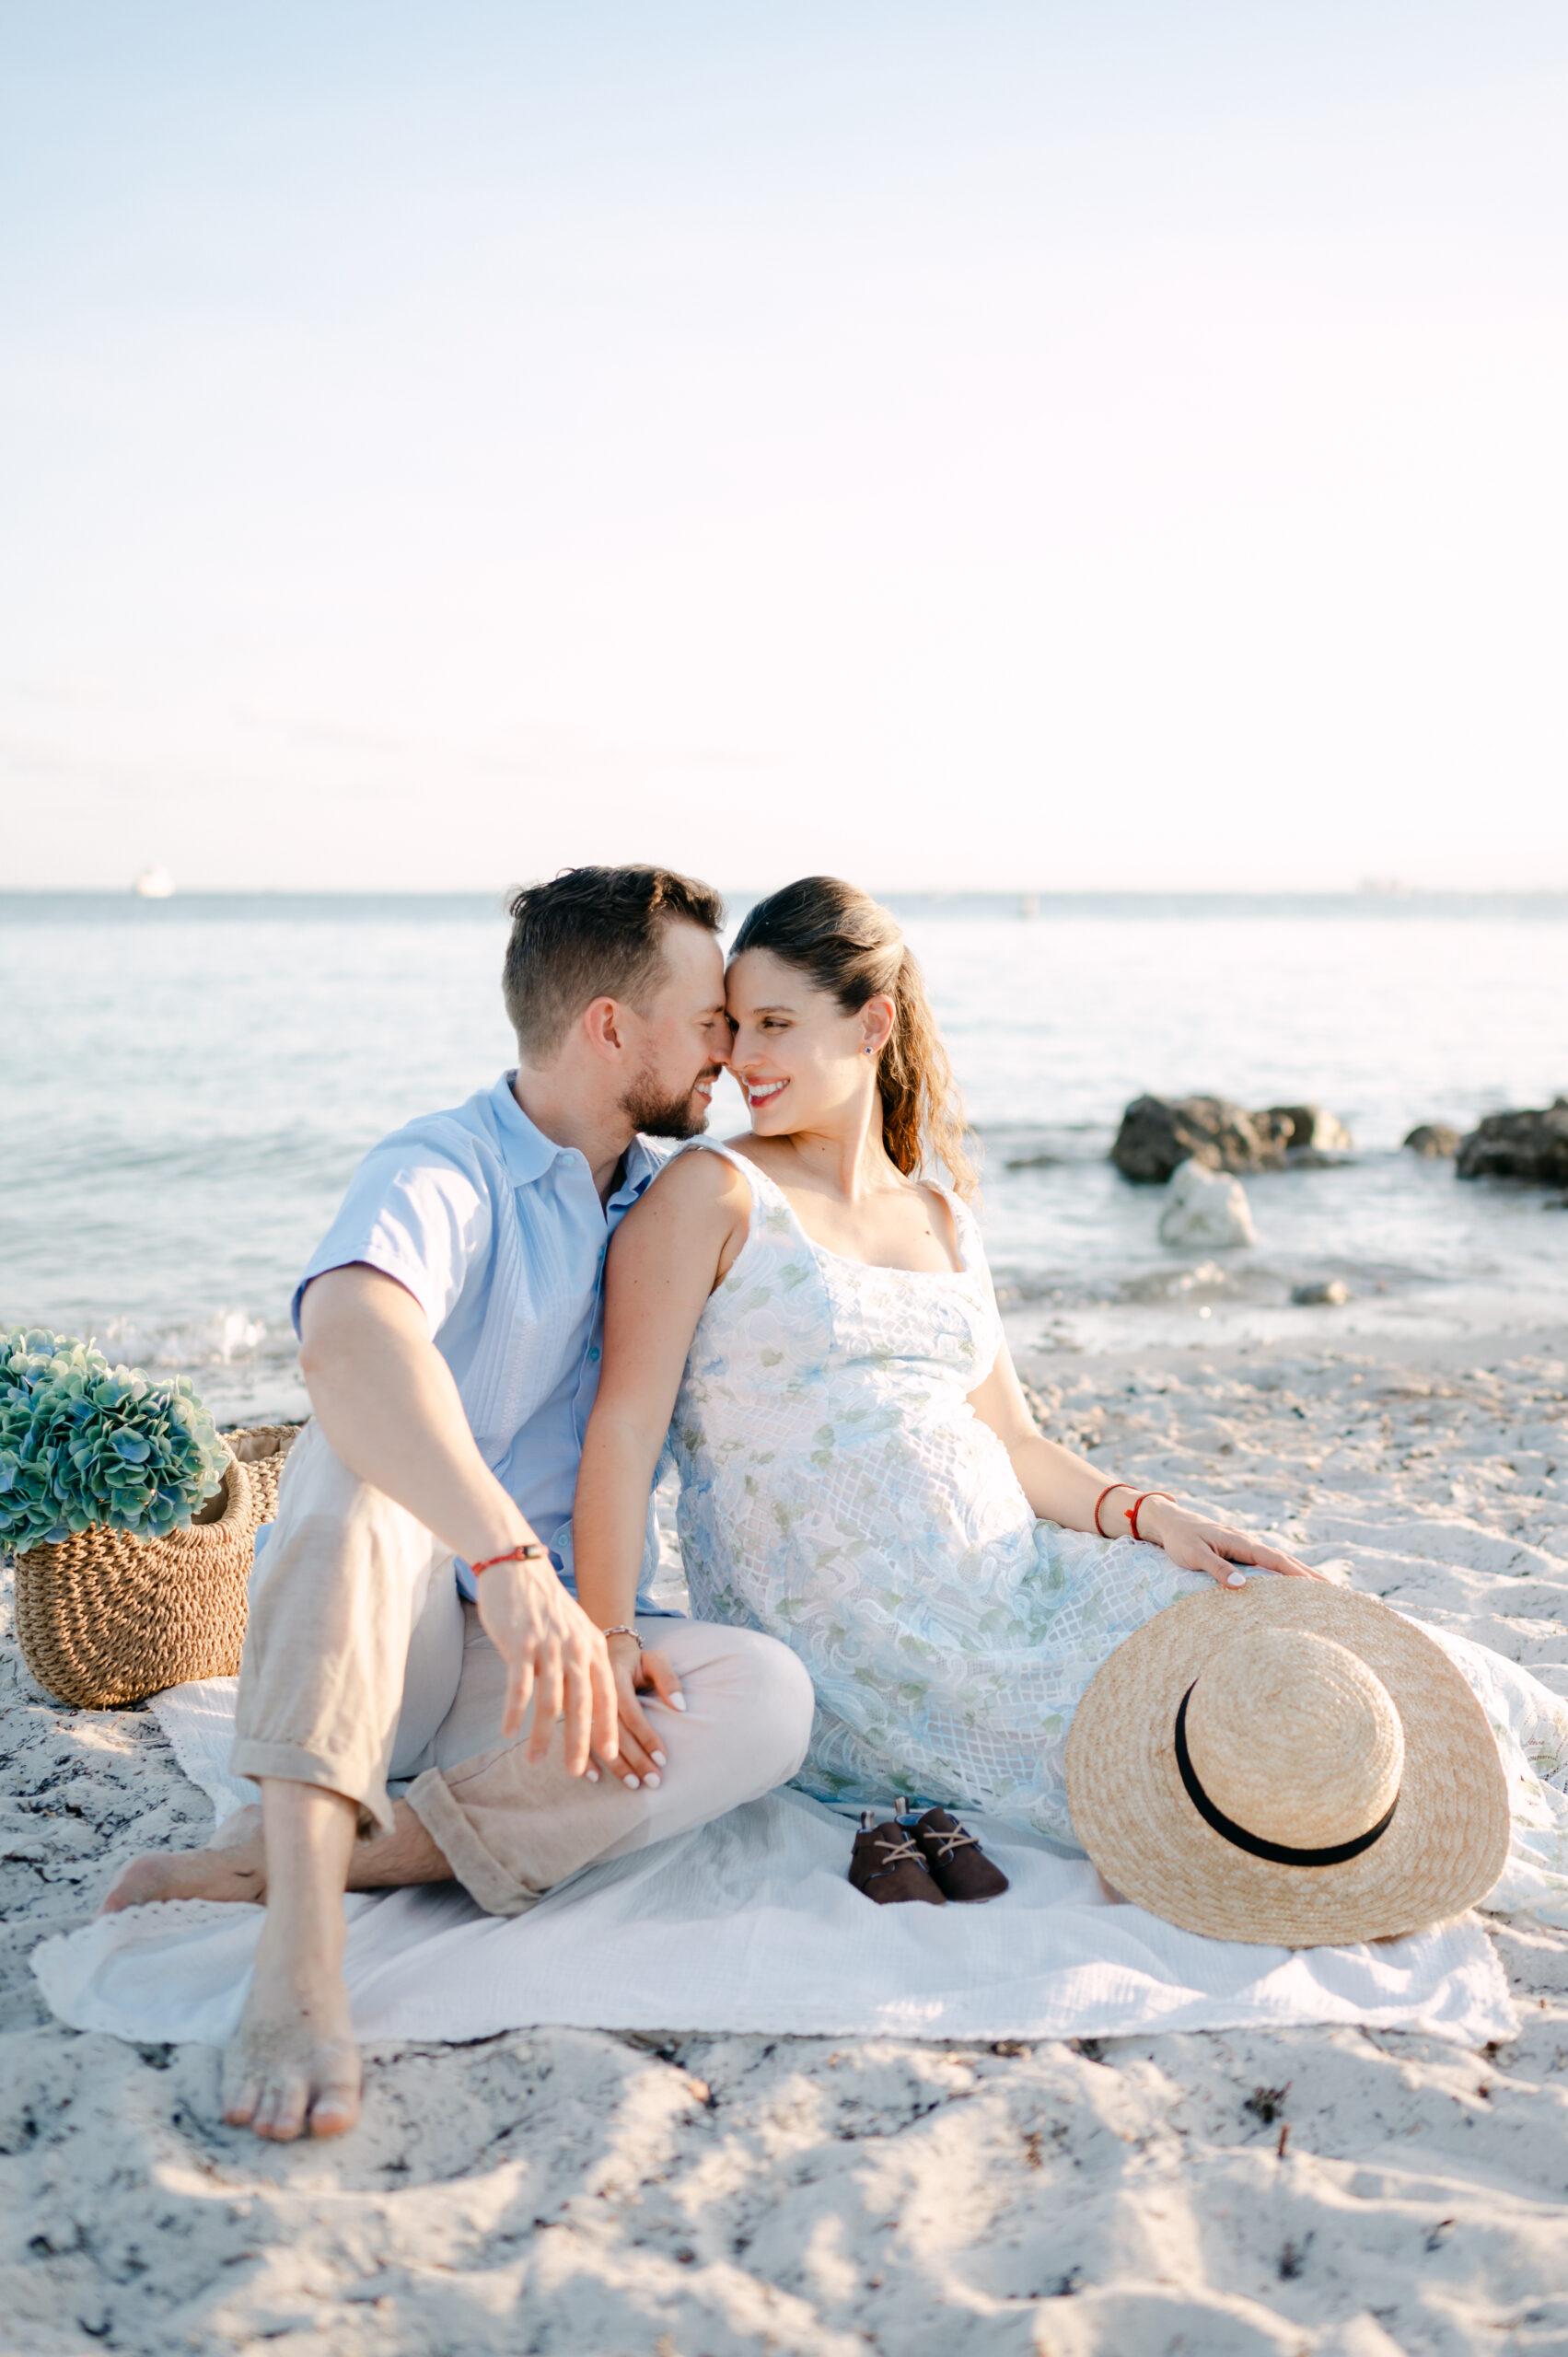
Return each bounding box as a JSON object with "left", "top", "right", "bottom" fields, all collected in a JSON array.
[
  {"left": 572, "top": 1153, "right": 751, "bottom": 1765},
  {"left": 967, "top": 1338, "right": 1323, "bottom": 1588}
]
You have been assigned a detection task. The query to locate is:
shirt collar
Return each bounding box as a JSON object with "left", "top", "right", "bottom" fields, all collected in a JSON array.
[
  {"left": 489, "top": 1073, "right": 567, "bottom": 1187},
  {"left": 614, "top": 1132, "right": 668, "bottom": 1210},
  {"left": 490, "top": 1073, "right": 669, "bottom": 1204}
]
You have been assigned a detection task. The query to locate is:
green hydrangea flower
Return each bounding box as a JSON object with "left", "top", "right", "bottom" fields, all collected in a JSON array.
[{"left": 0, "top": 1328, "right": 229, "bottom": 1553}]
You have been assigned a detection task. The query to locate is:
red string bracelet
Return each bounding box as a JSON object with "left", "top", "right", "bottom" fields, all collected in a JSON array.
[
  {"left": 469, "top": 1541, "right": 550, "bottom": 1576},
  {"left": 1092, "top": 1482, "right": 1135, "bottom": 1538},
  {"left": 1127, "top": 1491, "right": 1173, "bottom": 1542}
]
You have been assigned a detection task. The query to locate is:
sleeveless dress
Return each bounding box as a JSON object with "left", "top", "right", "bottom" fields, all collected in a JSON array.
[{"left": 668, "top": 1139, "right": 1568, "bottom": 1922}]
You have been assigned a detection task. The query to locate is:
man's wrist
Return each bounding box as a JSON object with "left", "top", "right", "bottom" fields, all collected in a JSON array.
[{"left": 470, "top": 1538, "right": 550, "bottom": 1578}]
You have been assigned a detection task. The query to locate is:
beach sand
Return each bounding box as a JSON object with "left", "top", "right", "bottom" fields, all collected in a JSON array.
[{"left": 4, "top": 1325, "right": 1568, "bottom": 2355}]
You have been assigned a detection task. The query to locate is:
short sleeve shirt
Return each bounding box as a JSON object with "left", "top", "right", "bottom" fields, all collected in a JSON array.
[{"left": 294, "top": 1073, "right": 670, "bottom": 1605}]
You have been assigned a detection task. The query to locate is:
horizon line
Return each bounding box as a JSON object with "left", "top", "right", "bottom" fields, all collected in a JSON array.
[{"left": 6, "top": 885, "right": 1568, "bottom": 905}]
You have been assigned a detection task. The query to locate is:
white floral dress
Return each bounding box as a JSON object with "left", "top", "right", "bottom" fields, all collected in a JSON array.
[{"left": 669, "top": 1139, "right": 1568, "bottom": 1920}]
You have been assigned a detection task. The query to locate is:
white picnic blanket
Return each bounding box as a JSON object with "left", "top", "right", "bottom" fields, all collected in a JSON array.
[{"left": 31, "top": 1675, "right": 1513, "bottom": 2049}]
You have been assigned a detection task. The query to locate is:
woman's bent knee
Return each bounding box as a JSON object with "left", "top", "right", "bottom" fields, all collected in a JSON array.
[
  {"left": 653, "top": 1620, "right": 816, "bottom": 1794},
  {"left": 721, "top": 1630, "right": 816, "bottom": 1788}
]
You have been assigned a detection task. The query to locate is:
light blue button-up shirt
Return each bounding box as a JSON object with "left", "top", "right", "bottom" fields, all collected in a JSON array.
[{"left": 293, "top": 1073, "right": 669, "bottom": 1606}]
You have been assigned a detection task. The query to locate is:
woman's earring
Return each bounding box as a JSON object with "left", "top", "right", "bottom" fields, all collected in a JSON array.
[{"left": 864, "top": 1044, "right": 875, "bottom": 1056}]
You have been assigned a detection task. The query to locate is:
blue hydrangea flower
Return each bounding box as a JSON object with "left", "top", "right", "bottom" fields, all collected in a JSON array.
[{"left": 0, "top": 1329, "right": 230, "bottom": 1554}]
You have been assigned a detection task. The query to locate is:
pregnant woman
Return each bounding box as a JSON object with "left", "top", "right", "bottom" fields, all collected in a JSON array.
[{"left": 572, "top": 877, "right": 1568, "bottom": 1912}]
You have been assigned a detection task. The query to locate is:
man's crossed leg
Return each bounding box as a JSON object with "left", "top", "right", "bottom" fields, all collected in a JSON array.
[{"left": 105, "top": 1422, "right": 815, "bottom": 2139}]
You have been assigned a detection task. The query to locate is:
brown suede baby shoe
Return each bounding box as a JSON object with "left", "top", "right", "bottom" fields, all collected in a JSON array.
[
  {"left": 912, "top": 1807, "right": 1010, "bottom": 1902},
  {"left": 848, "top": 1821, "right": 947, "bottom": 1906}
]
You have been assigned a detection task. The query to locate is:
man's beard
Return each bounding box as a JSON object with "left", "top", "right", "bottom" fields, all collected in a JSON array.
[{"left": 621, "top": 1062, "right": 721, "bottom": 1140}]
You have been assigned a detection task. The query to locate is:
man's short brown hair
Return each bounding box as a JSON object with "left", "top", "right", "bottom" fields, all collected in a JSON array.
[{"left": 502, "top": 865, "right": 726, "bottom": 1061}]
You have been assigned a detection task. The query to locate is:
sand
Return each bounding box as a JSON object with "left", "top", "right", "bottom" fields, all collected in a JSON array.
[{"left": 5, "top": 1324, "right": 1568, "bottom": 2356}]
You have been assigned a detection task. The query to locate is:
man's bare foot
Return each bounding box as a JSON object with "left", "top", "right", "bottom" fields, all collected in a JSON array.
[
  {"left": 220, "top": 1779, "right": 362, "bottom": 2141},
  {"left": 221, "top": 1938, "right": 362, "bottom": 2142},
  {"left": 101, "top": 1806, "right": 267, "bottom": 1913},
  {"left": 101, "top": 1798, "right": 450, "bottom": 1917},
  {"left": 101, "top": 1782, "right": 444, "bottom": 2137}
]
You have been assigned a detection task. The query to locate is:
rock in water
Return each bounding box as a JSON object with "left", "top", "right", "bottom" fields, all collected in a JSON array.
[
  {"left": 1257, "top": 1106, "right": 1354, "bottom": 1155},
  {"left": 1156, "top": 1159, "right": 1259, "bottom": 1249},
  {"left": 1291, "top": 1280, "right": 1350, "bottom": 1306},
  {"left": 1404, "top": 1123, "right": 1463, "bottom": 1158},
  {"left": 1112, "top": 1096, "right": 1282, "bottom": 1184},
  {"left": 1456, "top": 1099, "right": 1568, "bottom": 1187}
]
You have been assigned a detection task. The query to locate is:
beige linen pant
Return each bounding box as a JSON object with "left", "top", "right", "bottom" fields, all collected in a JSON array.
[{"left": 232, "top": 1421, "right": 815, "bottom": 1915}]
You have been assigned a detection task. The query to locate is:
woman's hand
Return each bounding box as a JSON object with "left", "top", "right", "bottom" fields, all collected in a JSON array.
[
  {"left": 594, "top": 1634, "right": 687, "bottom": 1788},
  {"left": 1137, "top": 1496, "right": 1326, "bottom": 1589}
]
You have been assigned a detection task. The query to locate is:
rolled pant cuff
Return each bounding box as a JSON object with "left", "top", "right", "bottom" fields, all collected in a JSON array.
[
  {"left": 404, "top": 1766, "right": 544, "bottom": 1918},
  {"left": 228, "top": 1738, "right": 393, "bottom": 1839}
]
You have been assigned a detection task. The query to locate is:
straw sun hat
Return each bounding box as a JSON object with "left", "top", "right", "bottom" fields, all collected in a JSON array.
[{"left": 1064, "top": 1578, "right": 1510, "bottom": 1946}]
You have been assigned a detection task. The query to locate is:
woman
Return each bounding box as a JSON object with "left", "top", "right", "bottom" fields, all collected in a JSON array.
[{"left": 574, "top": 878, "right": 1568, "bottom": 1902}]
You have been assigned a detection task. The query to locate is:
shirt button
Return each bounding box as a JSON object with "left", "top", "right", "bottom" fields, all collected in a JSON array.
[{"left": 588, "top": 1345, "right": 601, "bottom": 1361}]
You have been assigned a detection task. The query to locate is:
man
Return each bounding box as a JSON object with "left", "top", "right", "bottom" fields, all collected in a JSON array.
[{"left": 106, "top": 865, "right": 815, "bottom": 2142}]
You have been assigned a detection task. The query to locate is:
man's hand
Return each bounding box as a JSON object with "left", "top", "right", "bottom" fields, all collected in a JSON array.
[
  {"left": 1138, "top": 1496, "right": 1327, "bottom": 1589},
  {"left": 594, "top": 1634, "right": 686, "bottom": 1788},
  {"left": 475, "top": 1560, "right": 621, "bottom": 1775}
]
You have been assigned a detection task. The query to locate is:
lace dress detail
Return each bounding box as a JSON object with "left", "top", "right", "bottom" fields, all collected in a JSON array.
[
  {"left": 669, "top": 1140, "right": 1211, "bottom": 1841},
  {"left": 668, "top": 1139, "right": 1568, "bottom": 1919}
]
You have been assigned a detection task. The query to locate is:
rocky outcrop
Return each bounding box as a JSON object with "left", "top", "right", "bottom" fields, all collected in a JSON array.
[
  {"left": 1457, "top": 1099, "right": 1568, "bottom": 1187},
  {"left": 1257, "top": 1106, "right": 1353, "bottom": 1155},
  {"left": 1156, "top": 1160, "right": 1257, "bottom": 1249},
  {"left": 1403, "top": 1123, "right": 1462, "bottom": 1158},
  {"left": 1112, "top": 1097, "right": 1280, "bottom": 1184},
  {"left": 1111, "top": 1095, "right": 1352, "bottom": 1184}
]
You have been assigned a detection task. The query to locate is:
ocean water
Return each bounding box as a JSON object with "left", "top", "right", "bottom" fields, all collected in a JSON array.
[{"left": 3, "top": 892, "right": 1566, "bottom": 1422}]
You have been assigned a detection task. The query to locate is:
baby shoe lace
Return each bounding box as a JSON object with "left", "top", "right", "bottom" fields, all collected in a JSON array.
[
  {"left": 928, "top": 1824, "right": 981, "bottom": 1860},
  {"left": 868, "top": 1830, "right": 927, "bottom": 1876}
]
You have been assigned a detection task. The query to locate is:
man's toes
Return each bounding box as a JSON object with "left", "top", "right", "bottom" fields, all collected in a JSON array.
[
  {"left": 253, "top": 2074, "right": 310, "bottom": 2142},
  {"left": 222, "top": 2080, "right": 261, "bottom": 2127},
  {"left": 308, "top": 2073, "right": 361, "bottom": 2139}
]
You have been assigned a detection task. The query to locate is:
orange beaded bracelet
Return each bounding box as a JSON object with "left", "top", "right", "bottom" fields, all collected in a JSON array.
[{"left": 469, "top": 1541, "right": 550, "bottom": 1575}]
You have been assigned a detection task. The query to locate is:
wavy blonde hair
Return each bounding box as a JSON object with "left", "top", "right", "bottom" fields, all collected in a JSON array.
[{"left": 730, "top": 877, "right": 979, "bottom": 1201}]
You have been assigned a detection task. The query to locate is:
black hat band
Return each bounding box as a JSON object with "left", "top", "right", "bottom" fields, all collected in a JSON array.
[{"left": 1174, "top": 1683, "right": 1400, "bottom": 1869}]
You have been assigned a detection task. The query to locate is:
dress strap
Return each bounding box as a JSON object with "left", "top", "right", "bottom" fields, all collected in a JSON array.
[
  {"left": 672, "top": 1133, "right": 747, "bottom": 1164},
  {"left": 667, "top": 1135, "right": 820, "bottom": 1299},
  {"left": 918, "top": 1179, "right": 983, "bottom": 1278},
  {"left": 668, "top": 1133, "right": 773, "bottom": 1199}
]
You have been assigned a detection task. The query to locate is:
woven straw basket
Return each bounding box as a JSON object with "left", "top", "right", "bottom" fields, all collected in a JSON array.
[{"left": 12, "top": 1422, "right": 302, "bottom": 1709}]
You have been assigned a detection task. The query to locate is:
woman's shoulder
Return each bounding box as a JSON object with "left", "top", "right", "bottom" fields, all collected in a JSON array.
[
  {"left": 631, "top": 1137, "right": 758, "bottom": 1225},
  {"left": 608, "top": 1141, "right": 757, "bottom": 1295},
  {"left": 622, "top": 1141, "right": 763, "bottom": 1253}
]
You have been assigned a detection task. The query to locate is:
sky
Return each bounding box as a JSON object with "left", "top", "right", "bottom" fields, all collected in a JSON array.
[{"left": 2, "top": 1, "right": 1565, "bottom": 894}]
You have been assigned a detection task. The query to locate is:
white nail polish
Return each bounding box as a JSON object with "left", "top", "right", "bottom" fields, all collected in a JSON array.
[
  {"left": 651, "top": 1751, "right": 667, "bottom": 1769},
  {"left": 587, "top": 1769, "right": 599, "bottom": 1782},
  {"left": 623, "top": 1774, "right": 640, "bottom": 1789},
  {"left": 644, "top": 1771, "right": 661, "bottom": 1789},
  {"left": 1228, "top": 1571, "right": 1247, "bottom": 1587},
  {"left": 670, "top": 1695, "right": 687, "bottom": 1711}
]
